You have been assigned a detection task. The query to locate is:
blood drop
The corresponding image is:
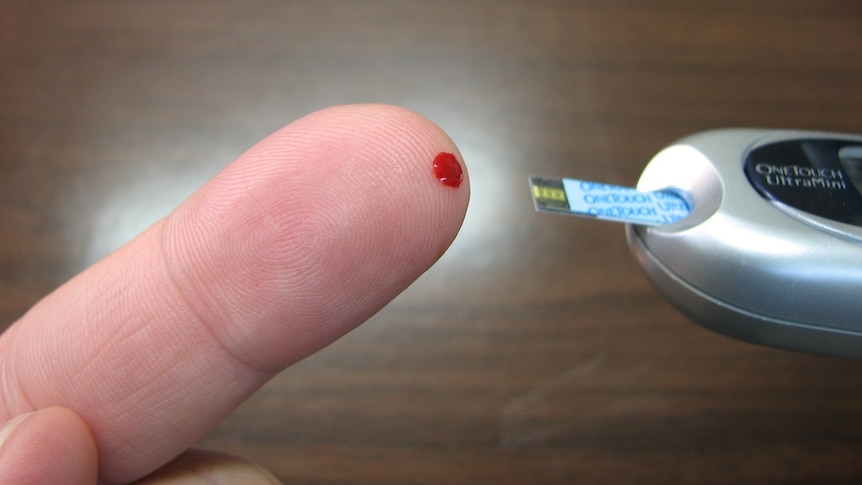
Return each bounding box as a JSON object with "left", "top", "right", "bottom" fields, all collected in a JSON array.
[{"left": 432, "top": 152, "right": 463, "bottom": 188}]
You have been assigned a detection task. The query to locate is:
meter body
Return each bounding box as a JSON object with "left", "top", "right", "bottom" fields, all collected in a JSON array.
[{"left": 627, "top": 129, "right": 862, "bottom": 359}]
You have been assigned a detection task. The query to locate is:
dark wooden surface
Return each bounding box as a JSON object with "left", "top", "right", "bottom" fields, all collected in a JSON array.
[{"left": 4, "top": 1, "right": 862, "bottom": 483}]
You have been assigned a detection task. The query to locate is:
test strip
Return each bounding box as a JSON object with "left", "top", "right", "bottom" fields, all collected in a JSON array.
[{"left": 529, "top": 176, "right": 691, "bottom": 226}]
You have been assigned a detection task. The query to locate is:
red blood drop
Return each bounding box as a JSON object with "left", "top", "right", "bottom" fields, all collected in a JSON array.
[{"left": 432, "top": 152, "right": 463, "bottom": 188}]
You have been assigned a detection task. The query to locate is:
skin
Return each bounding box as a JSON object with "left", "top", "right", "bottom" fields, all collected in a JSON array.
[{"left": 0, "top": 104, "right": 470, "bottom": 484}]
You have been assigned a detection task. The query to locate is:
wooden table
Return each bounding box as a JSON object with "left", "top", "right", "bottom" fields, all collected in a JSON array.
[{"left": 4, "top": 1, "right": 862, "bottom": 483}]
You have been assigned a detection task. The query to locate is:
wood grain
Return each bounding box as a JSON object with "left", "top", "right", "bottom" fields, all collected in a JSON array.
[{"left": 4, "top": 1, "right": 862, "bottom": 483}]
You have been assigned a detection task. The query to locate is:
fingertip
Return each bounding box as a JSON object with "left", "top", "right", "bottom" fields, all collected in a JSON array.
[
  {"left": 164, "top": 103, "right": 471, "bottom": 369},
  {"left": 236, "top": 103, "right": 471, "bottom": 229},
  {"left": 254, "top": 103, "right": 470, "bottom": 203},
  {"left": 292, "top": 103, "right": 471, "bottom": 244}
]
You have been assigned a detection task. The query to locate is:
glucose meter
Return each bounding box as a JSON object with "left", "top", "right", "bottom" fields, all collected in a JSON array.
[
  {"left": 531, "top": 129, "right": 862, "bottom": 359},
  {"left": 626, "top": 129, "right": 862, "bottom": 359}
]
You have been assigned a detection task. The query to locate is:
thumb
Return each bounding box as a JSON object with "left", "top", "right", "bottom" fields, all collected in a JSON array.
[
  {"left": 134, "top": 450, "right": 282, "bottom": 484},
  {"left": 0, "top": 407, "right": 98, "bottom": 485}
]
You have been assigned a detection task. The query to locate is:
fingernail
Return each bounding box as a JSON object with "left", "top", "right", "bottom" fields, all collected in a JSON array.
[{"left": 0, "top": 413, "right": 32, "bottom": 451}]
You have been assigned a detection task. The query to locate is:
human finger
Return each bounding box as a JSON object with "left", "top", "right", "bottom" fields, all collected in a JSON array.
[
  {"left": 0, "top": 407, "right": 98, "bottom": 485},
  {"left": 133, "top": 449, "right": 281, "bottom": 485},
  {"left": 0, "top": 104, "right": 469, "bottom": 483}
]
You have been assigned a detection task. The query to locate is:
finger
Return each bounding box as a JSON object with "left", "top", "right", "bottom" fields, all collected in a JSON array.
[
  {"left": 134, "top": 449, "right": 281, "bottom": 485},
  {"left": 0, "top": 104, "right": 469, "bottom": 484},
  {"left": 0, "top": 407, "right": 98, "bottom": 485}
]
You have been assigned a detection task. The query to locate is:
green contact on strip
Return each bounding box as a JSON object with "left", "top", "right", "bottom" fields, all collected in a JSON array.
[{"left": 529, "top": 176, "right": 570, "bottom": 212}]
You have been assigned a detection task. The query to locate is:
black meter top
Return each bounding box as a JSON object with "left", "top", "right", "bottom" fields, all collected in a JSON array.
[{"left": 745, "top": 138, "right": 862, "bottom": 227}]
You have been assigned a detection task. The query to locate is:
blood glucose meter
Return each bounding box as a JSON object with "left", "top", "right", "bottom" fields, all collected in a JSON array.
[{"left": 626, "top": 129, "right": 862, "bottom": 359}]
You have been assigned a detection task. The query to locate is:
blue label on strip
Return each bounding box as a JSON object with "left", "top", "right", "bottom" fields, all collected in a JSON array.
[
  {"left": 529, "top": 176, "right": 690, "bottom": 226},
  {"left": 562, "top": 179, "right": 690, "bottom": 225}
]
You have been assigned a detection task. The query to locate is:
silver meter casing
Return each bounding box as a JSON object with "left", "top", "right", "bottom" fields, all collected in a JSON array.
[{"left": 626, "top": 129, "right": 862, "bottom": 359}]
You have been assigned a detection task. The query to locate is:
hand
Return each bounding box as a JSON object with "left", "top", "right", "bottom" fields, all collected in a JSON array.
[{"left": 0, "top": 105, "right": 470, "bottom": 484}]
